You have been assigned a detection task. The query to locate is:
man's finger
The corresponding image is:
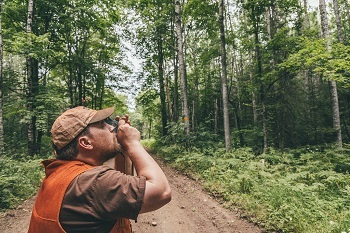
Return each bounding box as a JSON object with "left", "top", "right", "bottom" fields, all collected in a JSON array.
[{"left": 122, "top": 114, "right": 131, "bottom": 125}]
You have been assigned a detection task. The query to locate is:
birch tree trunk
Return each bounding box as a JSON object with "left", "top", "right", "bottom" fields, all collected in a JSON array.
[
  {"left": 173, "top": 52, "right": 179, "bottom": 122},
  {"left": 319, "top": 0, "right": 342, "bottom": 148},
  {"left": 26, "top": 0, "right": 36, "bottom": 155},
  {"left": 344, "top": 0, "right": 350, "bottom": 32},
  {"left": 175, "top": 0, "right": 190, "bottom": 134},
  {"left": 0, "top": 0, "right": 4, "bottom": 154},
  {"left": 332, "top": 0, "right": 344, "bottom": 43},
  {"left": 219, "top": 0, "right": 231, "bottom": 152}
]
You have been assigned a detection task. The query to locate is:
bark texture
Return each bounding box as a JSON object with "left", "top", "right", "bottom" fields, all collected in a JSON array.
[
  {"left": 319, "top": 0, "right": 342, "bottom": 148},
  {"left": 26, "top": 0, "right": 36, "bottom": 155},
  {"left": 175, "top": 0, "right": 190, "bottom": 134},
  {"left": 0, "top": 0, "right": 3, "bottom": 154},
  {"left": 219, "top": 0, "right": 231, "bottom": 152}
]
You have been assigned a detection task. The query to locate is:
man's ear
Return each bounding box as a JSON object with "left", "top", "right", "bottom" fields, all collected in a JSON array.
[{"left": 78, "top": 136, "right": 93, "bottom": 150}]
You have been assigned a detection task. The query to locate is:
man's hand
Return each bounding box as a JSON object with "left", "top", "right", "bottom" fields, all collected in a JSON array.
[
  {"left": 115, "top": 115, "right": 171, "bottom": 213},
  {"left": 116, "top": 115, "right": 140, "bottom": 151},
  {"left": 115, "top": 114, "right": 131, "bottom": 125},
  {"left": 114, "top": 114, "right": 134, "bottom": 175}
]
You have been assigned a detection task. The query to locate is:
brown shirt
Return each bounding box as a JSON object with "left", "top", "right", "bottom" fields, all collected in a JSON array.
[{"left": 59, "top": 166, "right": 146, "bottom": 233}]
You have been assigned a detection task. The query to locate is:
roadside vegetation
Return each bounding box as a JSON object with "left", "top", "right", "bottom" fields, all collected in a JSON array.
[
  {"left": 0, "top": 156, "right": 44, "bottom": 211},
  {"left": 2, "top": 129, "right": 350, "bottom": 233},
  {"left": 143, "top": 133, "right": 350, "bottom": 233}
]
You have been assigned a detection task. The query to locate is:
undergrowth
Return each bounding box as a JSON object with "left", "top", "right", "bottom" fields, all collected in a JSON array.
[
  {"left": 151, "top": 142, "right": 350, "bottom": 233},
  {"left": 0, "top": 155, "right": 44, "bottom": 211},
  {"left": 2, "top": 136, "right": 350, "bottom": 233}
]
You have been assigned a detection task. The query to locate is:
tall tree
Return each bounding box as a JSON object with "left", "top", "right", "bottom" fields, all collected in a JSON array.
[
  {"left": 171, "top": 8, "right": 179, "bottom": 123},
  {"left": 125, "top": 0, "right": 173, "bottom": 136},
  {"left": 175, "top": 0, "right": 190, "bottom": 134},
  {"left": 247, "top": 0, "right": 269, "bottom": 152},
  {"left": 219, "top": 0, "right": 231, "bottom": 152},
  {"left": 333, "top": 0, "right": 344, "bottom": 43},
  {"left": 157, "top": 23, "right": 168, "bottom": 136},
  {"left": 26, "top": 0, "right": 37, "bottom": 155},
  {"left": 319, "top": 0, "right": 342, "bottom": 148},
  {"left": 0, "top": 0, "right": 3, "bottom": 155},
  {"left": 303, "top": 0, "right": 310, "bottom": 30}
]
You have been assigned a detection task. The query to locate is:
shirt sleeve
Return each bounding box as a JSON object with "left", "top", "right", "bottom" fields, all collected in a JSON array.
[
  {"left": 62, "top": 166, "right": 146, "bottom": 221},
  {"left": 91, "top": 166, "right": 146, "bottom": 220}
]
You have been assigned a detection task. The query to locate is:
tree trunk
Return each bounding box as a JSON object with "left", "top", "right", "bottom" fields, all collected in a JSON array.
[
  {"left": 242, "top": 0, "right": 258, "bottom": 126},
  {"left": 250, "top": 70, "right": 258, "bottom": 125},
  {"left": 175, "top": 0, "right": 190, "bottom": 134},
  {"left": 168, "top": 6, "right": 179, "bottom": 122},
  {"left": 192, "top": 100, "right": 195, "bottom": 131},
  {"left": 219, "top": 0, "right": 231, "bottom": 152},
  {"left": 262, "top": 103, "right": 268, "bottom": 151},
  {"left": 265, "top": 7, "right": 271, "bottom": 40},
  {"left": 251, "top": 3, "right": 267, "bottom": 152},
  {"left": 0, "top": 0, "right": 3, "bottom": 155},
  {"left": 99, "top": 76, "right": 105, "bottom": 109},
  {"left": 319, "top": 0, "right": 342, "bottom": 148},
  {"left": 67, "top": 39, "right": 74, "bottom": 107},
  {"left": 173, "top": 53, "right": 179, "bottom": 122},
  {"left": 215, "top": 98, "right": 218, "bottom": 133},
  {"left": 302, "top": 0, "right": 311, "bottom": 118},
  {"left": 173, "top": 65, "right": 179, "bottom": 123},
  {"left": 303, "top": 0, "right": 310, "bottom": 30},
  {"left": 232, "top": 50, "right": 244, "bottom": 146},
  {"left": 157, "top": 25, "right": 168, "bottom": 136},
  {"left": 332, "top": 0, "right": 344, "bottom": 43},
  {"left": 26, "top": 0, "right": 37, "bottom": 155},
  {"left": 171, "top": 7, "right": 179, "bottom": 123},
  {"left": 77, "top": 37, "right": 88, "bottom": 106},
  {"left": 344, "top": 0, "right": 350, "bottom": 33},
  {"left": 164, "top": 72, "right": 173, "bottom": 123}
]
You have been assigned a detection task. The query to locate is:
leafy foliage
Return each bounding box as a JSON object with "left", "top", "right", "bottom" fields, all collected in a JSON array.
[
  {"left": 0, "top": 156, "right": 44, "bottom": 211},
  {"left": 152, "top": 143, "right": 350, "bottom": 233},
  {"left": 280, "top": 38, "right": 350, "bottom": 85}
]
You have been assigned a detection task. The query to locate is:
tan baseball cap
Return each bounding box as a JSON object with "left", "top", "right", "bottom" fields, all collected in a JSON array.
[{"left": 51, "top": 106, "right": 114, "bottom": 150}]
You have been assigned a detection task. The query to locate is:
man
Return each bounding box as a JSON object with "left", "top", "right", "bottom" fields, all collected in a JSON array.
[{"left": 28, "top": 106, "right": 171, "bottom": 233}]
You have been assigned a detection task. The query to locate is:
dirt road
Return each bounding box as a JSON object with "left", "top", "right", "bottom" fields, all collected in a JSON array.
[{"left": 0, "top": 156, "right": 263, "bottom": 233}]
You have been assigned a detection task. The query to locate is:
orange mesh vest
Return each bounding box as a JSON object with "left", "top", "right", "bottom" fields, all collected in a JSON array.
[{"left": 27, "top": 159, "right": 132, "bottom": 233}]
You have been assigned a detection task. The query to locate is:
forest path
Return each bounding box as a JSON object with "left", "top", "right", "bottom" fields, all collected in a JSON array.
[{"left": 0, "top": 155, "right": 263, "bottom": 233}]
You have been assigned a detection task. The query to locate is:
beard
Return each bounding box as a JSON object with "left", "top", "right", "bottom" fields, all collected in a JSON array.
[{"left": 99, "top": 142, "right": 123, "bottom": 163}]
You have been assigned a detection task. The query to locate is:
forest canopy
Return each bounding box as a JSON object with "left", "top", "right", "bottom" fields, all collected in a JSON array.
[{"left": 0, "top": 0, "right": 349, "bottom": 155}]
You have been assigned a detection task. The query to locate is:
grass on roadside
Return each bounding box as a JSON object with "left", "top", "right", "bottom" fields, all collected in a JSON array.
[{"left": 150, "top": 143, "right": 350, "bottom": 233}]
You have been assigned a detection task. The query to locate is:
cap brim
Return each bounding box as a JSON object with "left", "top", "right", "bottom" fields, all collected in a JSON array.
[{"left": 90, "top": 107, "right": 115, "bottom": 124}]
